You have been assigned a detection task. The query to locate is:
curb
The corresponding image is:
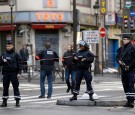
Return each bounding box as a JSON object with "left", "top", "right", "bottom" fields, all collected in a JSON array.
[{"left": 56, "top": 99, "right": 127, "bottom": 107}]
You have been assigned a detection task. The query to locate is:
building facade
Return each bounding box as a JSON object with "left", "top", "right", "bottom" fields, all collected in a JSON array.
[{"left": 0, "top": 0, "right": 97, "bottom": 65}]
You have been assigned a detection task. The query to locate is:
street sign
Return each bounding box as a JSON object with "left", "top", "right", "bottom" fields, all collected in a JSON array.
[
  {"left": 126, "top": 1, "right": 132, "bottom": 9},
  {"left": 83, "top": 30, "right": 99, "bottom": 43},
  {"left": 100, "top": 27, "right": 106, "bottom": 38},
  {"left": 130, "top": 11, "right": 135, "bottom": 17}
]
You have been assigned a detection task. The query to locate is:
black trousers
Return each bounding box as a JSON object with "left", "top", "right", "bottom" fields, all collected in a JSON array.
[
  {"left": 73, "top": 69, "right": 94, "bottom": 95},
  {"left": 121, "top": 69, "right": 135, "bottom": 103},
  {"left": 2, "top": 73, "right": 20, "bottom": 100},
  {"left": 23, "top": 61, "right": 28, "bottom": 73}
]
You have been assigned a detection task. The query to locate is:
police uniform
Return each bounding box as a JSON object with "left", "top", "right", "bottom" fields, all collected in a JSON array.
[
  {"left": 116, "top": 35, "right": 135, "bottom": 108},
  {"left": 0, "top": 41, "right": 22, "bottom": 107},
  {"left": 36, "top": 47, "right": 59, "bottom": 99},
  {"left": 69, "top": 40, "right": 95, "bottom": 101}
]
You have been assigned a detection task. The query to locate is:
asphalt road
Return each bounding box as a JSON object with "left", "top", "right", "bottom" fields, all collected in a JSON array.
[{"left": 0, "top": 75, "right": 134, "bottom": 115}]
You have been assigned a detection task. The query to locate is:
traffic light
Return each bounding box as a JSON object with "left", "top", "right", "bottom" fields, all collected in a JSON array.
[
  {"left": 130, "top": 20, "right": 134, "bottom": 28},
  {"left": 123, "top": 16, "right": 128, "bottom": 29}
]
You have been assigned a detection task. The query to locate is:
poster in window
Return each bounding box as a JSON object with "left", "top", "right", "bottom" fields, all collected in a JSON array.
[{"left": 43, "top": 0, "right": 58, "bottom": 8}]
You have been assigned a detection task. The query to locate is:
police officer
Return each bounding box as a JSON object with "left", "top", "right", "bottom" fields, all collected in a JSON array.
[
  {"left": 0, "top": 41, "right": 22, "bottom": 107},
  {"left": 36, "top": 42, "right": 59, "bottom": 99},
  {"left": 116, "top": 34, "right": 135, "bottom": 108},
  {"left": 69, "top": 40, "right": 95, "bottom": 101},
  {"left": 62, "top": 45, "right": 76, "bottom": 93}
]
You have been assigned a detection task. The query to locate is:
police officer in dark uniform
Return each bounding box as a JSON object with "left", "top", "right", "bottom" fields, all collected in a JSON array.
[
  {"left": 116, "top": 34, "right": 135, "bottom": 108},
  {"left": 0, "top": 41, "right": 22, "bottom": 107},
  {"left": 62, "top": 45, "right": 76, "bottom": 93},
  {"left": 69, "top": 40, "right": 95, "bottom": 101},
  {"left": 36, "top": 42, "right": 59, "bottom": 99}
]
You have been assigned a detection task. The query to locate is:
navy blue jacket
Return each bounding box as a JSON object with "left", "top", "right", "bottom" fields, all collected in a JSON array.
[
  {"left": 73, "top": 49, "right": 94, "bottom": 70},
  {"left": 0, "top": 49, "right": 22, "bottom": 75},
  {"left": 116, "top": 42, "right": 135, "bottom": 70},
  {"left": 36, "top": 48, "right": 59, "bottom": 70}
]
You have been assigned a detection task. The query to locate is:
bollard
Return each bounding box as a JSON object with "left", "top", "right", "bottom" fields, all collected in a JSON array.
[
  {"left": 28, "top": 65, "right": 31, "bottom": 82},
  {"left": 52, "top": 67, "right": 55, "bottom": 82},
  {"left": 62, "top": 68, "right": 64, "bottom": 81}
]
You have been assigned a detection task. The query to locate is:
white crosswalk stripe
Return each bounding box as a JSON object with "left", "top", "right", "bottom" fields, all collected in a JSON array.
[{"left": 0, "top": 81, "right": 124, "bottom": 105}]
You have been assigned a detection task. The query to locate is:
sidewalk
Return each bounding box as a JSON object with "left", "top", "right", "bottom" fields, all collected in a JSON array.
[{"left": 57, "top": 99, "right": 126, "bottom": 107}]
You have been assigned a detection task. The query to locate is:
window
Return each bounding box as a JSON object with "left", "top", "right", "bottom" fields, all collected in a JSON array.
[
  {"left": 0, "top": 0, "right": 8, "bottom": 5},
  {"left": 71, "top": 0, "right": 91, "bottom": 7}
]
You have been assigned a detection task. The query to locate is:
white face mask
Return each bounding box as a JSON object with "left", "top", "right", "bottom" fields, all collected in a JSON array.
[{"left": 123, "top": 38, "right": 130, "bottom": 45}]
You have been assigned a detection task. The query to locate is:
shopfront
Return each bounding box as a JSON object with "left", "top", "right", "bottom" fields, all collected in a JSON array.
[
  {"left": 35, "top": 29, "right": 59, "bottom": 54},
  {"left": 0, "top": 11, "right": 96, "bottom": 65}
]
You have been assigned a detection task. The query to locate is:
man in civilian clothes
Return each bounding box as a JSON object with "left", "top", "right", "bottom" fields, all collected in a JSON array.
[
  {"left": 62, "top": 45, "right": 76, "bottom": 94},
  {"left": 36, "top": 42, "right": 59, "bottom": 99}
]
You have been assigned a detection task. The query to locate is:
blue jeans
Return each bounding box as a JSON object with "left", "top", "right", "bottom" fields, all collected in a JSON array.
[
  {"left": 65, "top": 68, "right": 76, "bottom": 92},
  {"left": 40, "top": 70, "right": 53, "bottom": 97}
]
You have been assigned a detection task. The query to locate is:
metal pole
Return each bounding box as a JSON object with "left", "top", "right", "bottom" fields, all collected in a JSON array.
[
  {"left": 11, "top": 6, "right": 13, "bottom": 40},
  {"left": 94, "top": 13, "right": 100, "bottom": 74},
  {"left": 73, "top": 0, "right": 77, "bottom": 51}
]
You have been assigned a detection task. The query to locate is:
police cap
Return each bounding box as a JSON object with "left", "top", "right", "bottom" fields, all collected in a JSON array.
[
  {"left": 122, "top": 34, "right": 131, "bottom": 40},
  {"left": 6, "top": 40, "right": 13, "bottom": 45}
]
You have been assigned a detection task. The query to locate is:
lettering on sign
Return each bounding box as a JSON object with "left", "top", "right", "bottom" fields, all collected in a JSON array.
[
  {"left": 83, "top": 30, "right": 99, "bottom": 43},
  {"left": 45, "top": 25, "right": 54, "bottom": 28},
  {"left": 100, "top": 0, "right": 106, "bottom": 15},
  {"left": 36, "top": 12, "right": 64, "bottom": 21},
  {"left": 0, "top": 14, "right": 14, "bottom": 23}
]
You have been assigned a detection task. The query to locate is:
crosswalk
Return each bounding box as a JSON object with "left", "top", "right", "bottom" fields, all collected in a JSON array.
[{"left": 0, "top": 81, "right": 125, "bottom": 106}]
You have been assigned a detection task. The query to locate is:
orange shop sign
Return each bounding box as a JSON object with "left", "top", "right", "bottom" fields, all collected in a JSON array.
[
  {"left": 31, "top": 24, "right": 66, "bottom": 29},
  {"left": 35, "top": 12, "right": 64, "bottom": 21}
]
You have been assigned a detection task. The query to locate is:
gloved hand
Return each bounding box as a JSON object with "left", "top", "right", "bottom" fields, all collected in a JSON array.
[
  {"left": 74, "top": 56, "right": 78, "bottom": 60},
  {"left": 3, "top": 59, "right": 7, "bottom": 63},
  {"left": 81, "top": 58, "right": 86, "bottom": 62}
]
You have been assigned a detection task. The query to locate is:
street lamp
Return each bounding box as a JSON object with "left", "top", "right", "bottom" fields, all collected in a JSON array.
[
  {"left": 73, "top": 0, "right": 77, "bottom": 51},
  {"left": 8, "top": 0, "right": 15, "bottom": 40},
  {"left": 93, "top": 1, "right": 100, "bottom": 74}
]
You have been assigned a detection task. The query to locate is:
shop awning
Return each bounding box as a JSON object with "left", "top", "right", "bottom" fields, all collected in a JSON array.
[
  {"left": 0, "top": 25, "right": 16, "bottom": 31},
  {"left": 32, "top": 24, "right": 66, "bottom": 29}
]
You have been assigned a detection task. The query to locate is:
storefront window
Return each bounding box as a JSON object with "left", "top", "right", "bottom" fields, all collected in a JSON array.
[
  {"left": 71, "top": 0, "right": 91, "bottom": 7},
  {"left": 0, "top": 0, "right": 8, "bottom": 5}
]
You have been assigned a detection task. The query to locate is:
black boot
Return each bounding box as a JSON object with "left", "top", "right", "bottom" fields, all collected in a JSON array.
[
  {"left": 129, "top": 102, "right": 134, "bottom": 108},
  {"left": 1, "top": 99, "right": 7, "bottom": 107},
  {"left": 69, "top": 94, "right": 77, "bottom": 101},
  {"left": 89, "top": 94, "right": 94, "bottom": 101},
  {"left": 123, "top": 102, "right": 131, "bottom": 107},
  {"left": 16, "top": 100, "right": 20, "bottom": 107}
]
